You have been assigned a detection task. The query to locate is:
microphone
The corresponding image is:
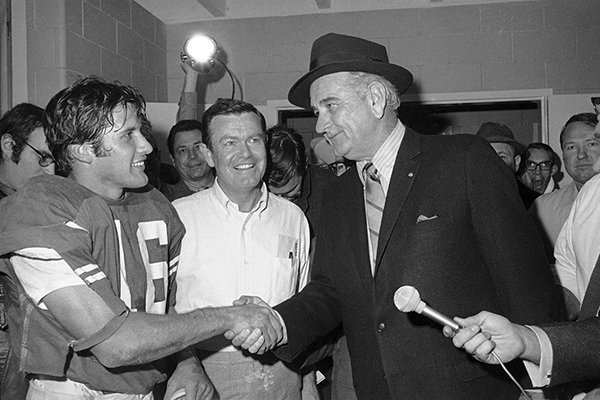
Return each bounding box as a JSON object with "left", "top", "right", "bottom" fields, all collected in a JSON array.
[{"left": 393, "top": 286, "right": 460, "bottom": 332}]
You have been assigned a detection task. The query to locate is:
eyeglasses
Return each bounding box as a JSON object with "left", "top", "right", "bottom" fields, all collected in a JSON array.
[
  {"left": 22, "top": 141, "right": 55, "bottom": 167},
  {"left": 525, "top": 160, "right": 553, "bottom": 172}
]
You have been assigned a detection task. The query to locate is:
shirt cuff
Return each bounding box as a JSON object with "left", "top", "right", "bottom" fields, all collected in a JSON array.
[
  {"left": 522, "top": 325, "right": 553, "bottom": 387},
  {"left": 272, "top": 309, "right": 288, "bottom": 345}
]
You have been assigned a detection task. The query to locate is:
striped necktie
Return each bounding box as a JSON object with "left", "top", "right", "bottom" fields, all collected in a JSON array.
[{"left": 363, "top": 162, "right": 385, "bottom": 273}]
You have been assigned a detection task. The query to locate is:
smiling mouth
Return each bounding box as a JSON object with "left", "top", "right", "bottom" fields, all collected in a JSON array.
[
  {"left": 235, "top": 164, "right": 254, "bottom": 170},
  {"left": 132, "top": 161, "right": 145, "bottom": 168}
]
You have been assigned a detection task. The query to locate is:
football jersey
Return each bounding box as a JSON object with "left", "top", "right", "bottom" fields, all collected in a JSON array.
[{"left": 0, "top": 175, "right": 185, "bottom": 394}]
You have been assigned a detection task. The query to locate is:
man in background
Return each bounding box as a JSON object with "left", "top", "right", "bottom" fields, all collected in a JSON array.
[
  {"left": 0, "top": 102, "right": 53, "bottom": 399},
  {"left": 519, "top": 142, "right": 559, "bottom": 195},
  {"left": 161, "top": 119, "right": 214, "bottom": 201},
  {"left": 529, "top": 113, "right": 600, "bottom": 262},
  {"left": 475, "top": 121, "right": 539, "bottom": 208}
]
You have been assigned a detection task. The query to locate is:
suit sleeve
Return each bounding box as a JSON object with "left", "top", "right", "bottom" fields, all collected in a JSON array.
[
  {"left": 465, "top": 137, "right": 565, "bottom": 324},
  {"left": 274, "top": 184, "right": 343, "bottom": 363},
  {"left": 541, "top": 318, "right": 600, "bottom": 385}
]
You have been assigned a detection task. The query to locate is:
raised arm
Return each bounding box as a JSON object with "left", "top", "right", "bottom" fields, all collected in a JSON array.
[{"left": 177, "top": 62, "right": 199, "bottom": 122}]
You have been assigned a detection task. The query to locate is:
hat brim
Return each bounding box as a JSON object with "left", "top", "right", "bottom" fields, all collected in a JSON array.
[
  {"left": 288, "top": 61, "right": 413, "bottom": 110},
  {"left": 488, "top": 137, "right": 525, "bottom": 155}
]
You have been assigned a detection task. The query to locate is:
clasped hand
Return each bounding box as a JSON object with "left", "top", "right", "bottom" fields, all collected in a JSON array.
[{"left": 224, "top": 296, "right": 284, "bottom": 354}]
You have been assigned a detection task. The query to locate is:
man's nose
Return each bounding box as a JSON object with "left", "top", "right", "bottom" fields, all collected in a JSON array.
[{"left": 315, "top": 113, "right": 330, "bottom": 134}]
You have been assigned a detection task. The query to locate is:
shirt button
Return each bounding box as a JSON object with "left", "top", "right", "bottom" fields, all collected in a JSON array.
[{"left": 377, "top": 322, "right": 386, "bottom": 332}]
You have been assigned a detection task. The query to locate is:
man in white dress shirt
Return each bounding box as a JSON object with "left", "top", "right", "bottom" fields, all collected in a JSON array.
[{"left": 173, "top": 98, "right": 311, "bottom": 400}]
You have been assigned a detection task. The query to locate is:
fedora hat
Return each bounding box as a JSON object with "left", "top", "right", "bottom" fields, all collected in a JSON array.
[
  {"left": 288, "top": 33, "right": 413, "bottom": 109},
  {"left": 475, "top": 122, "right": 525, "bottom": 155}
]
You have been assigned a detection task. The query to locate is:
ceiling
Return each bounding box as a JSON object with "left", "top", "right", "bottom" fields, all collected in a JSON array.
[{"left": 137, "top": 0, "right": 531, "bottom": 24}]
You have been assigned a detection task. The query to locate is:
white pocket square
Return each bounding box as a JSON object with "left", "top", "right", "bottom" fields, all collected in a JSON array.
[{"left": 416, "top": 214, "right": 438, "bottom": 223}]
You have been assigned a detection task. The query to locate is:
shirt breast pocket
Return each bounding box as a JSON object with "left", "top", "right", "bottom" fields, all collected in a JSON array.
[{"left": 270, "top": 234, "right": 298, "bottom": 302}]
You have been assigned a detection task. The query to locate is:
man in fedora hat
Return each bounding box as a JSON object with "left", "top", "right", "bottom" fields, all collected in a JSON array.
[
  {"left": 231, "top": 33, "right": 563, "bottom": 400},
  {"left": 475, "top": 121, "right": 540, "bottom": 208}
]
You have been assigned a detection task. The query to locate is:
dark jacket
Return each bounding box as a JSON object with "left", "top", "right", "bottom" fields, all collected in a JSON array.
[{"left": 276, "top": 128, "right": 564, "bottom": 400}]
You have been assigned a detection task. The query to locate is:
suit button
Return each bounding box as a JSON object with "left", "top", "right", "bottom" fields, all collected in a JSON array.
[{"left": 377, "top": 322, "right": 386, "bottom": 332}]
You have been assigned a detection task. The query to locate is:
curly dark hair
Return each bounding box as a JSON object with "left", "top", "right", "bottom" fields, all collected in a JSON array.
[
  {"left": 44, "top": 76, "right": 147, "bottom": 174},
  {"left": 265, "top": 124, "right": 308, "bottom": 189}
]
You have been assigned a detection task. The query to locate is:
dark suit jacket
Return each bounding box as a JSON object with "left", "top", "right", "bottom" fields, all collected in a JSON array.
[
  {"left": 541, "top": 255, "right": 600, "bottom": 388},
  {"left": 275, "top": 127, "right": 564, "bottom": 400},
  {"left": 542, "top": 318, "right": 600, "bottom": 387}
]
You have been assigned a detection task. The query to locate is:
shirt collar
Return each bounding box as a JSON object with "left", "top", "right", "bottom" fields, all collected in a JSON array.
[
  {"left": 357, "top": 120, "right": 406, "bottom": 195},
  {"left": 212, "top": 178, "right": 269, "bottom": 215}
]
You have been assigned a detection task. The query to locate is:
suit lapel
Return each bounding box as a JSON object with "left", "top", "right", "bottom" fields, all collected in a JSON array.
[{"left": 374, "top": 128, "right": 421, "bottom": 277}]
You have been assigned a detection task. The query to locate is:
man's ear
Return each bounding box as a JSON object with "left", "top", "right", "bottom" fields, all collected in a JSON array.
[
  {"left": 0, "top": 134, "right": 15, "bottom": 159},
  {"left": 551, "top": 164, "right": 559, "bottom": 176},
  {"left": 70, "top": 143, "right": 94, "bottom": 164},
  {"left": 514, "top": 154, "right": 521, "bottom": 172},
  {"left": 200, "top": 143, "right": 215, "bottom": 168},
  {"left": 367, "top": 81, "right": 387, "bottom": 119}
]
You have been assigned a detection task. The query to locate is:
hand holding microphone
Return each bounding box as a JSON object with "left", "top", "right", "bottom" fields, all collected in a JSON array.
[{"left": 393, "top": 285, "right": 532, "bottom": 400}]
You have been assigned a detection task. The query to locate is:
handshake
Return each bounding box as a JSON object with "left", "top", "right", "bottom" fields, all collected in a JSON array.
[{"left": 223, "top": 295, "right": 286, "bottom": 355}]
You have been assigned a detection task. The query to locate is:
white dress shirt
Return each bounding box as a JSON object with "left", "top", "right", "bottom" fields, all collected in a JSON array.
[
  {"left": 173, "top": 180, "right": 310, "bottom": 350},
  {"left": 356, "top": 120, "right": 405, "bottom": 269}
]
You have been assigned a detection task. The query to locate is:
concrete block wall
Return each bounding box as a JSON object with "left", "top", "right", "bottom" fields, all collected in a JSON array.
[
  {"left": 166, "top": 0, "right": 600, "bottom": 107},
  {"left": 26, "top": 0, "right": 167, "bottom": 107}
]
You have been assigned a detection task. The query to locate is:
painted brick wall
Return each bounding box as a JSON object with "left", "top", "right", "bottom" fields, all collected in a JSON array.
[
  {"left": 27, "top": 0, "right": 167, "bottom": 106},
  {"left": 166, "top": 0, "right": 600, "bottom": 107}
]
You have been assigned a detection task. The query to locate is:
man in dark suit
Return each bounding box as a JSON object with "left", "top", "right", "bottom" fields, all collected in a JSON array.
[{"left": 231, "top": 33, "right": 563, "bottom": 400}]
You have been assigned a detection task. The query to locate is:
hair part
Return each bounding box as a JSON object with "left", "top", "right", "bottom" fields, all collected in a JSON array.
[
  {"left": 265, "top": 124, "right": 308, "bottom": 189},
  {"left": 201, "top": 98, "right": 266, "bottom": 150},
  {"left": 346, "top": 71, "right": 401, "bottom": 111},
  {"left": 559, "top": 113, "right": 598, "bottom": 149},
  {"left": 0, "top": 103, "right": 45, "bottom": 163},
  {"left": 44, "top": 76, "right": 147, "bottom": 174}
]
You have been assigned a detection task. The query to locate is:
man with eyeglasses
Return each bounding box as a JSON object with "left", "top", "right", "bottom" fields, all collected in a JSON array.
[
  {"left": 519, "top": 143, "right": 559, "bottom": 195},
  {"left": 475, "top": 121, "right": 540, "bottom": 208},
  {"left": 0, "top": 102, "right": 54, "bottom": 399},
  {"left": 530, "top": 113, "right": 600, "bottom": 265}
]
